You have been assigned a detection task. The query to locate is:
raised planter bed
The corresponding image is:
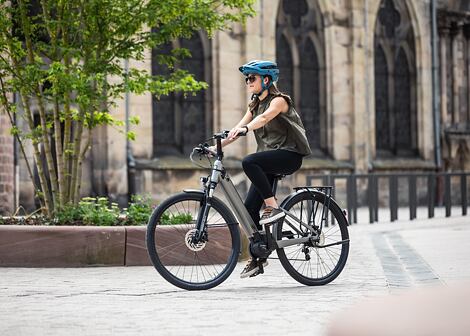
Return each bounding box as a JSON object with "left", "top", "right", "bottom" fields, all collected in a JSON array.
[
  {"left": 0, "top": 225, "right": 129, "bottom": 267},
  {"left": 0, "top": 225, "right": 249, "bottom": 267}
]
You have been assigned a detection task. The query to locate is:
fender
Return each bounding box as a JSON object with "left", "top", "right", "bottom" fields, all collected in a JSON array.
[{"left": 183, "top": 189, "right": 203, "bottom": 194}]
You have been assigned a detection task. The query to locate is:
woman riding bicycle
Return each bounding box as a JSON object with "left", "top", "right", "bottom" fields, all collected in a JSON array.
[{"left": 213, "top": 60, "right": 312, "bottom": 278}]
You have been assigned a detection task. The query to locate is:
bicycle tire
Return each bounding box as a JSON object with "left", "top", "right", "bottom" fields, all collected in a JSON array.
[
  {"left": 146, "top": 191, "right": 240, "bottom": 290},
  {"left": 276, "top": 190, "right": 349, "bottom": 286}
]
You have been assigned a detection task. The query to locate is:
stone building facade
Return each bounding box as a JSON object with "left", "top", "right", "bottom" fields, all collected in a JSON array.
[{"left": 2, "top": 0, "right": 470, "bottom": 211}]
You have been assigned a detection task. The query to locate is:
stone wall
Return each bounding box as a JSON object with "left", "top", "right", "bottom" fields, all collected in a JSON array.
[{"left": 120, "top": 0, "right": 440, "bottom": 203}]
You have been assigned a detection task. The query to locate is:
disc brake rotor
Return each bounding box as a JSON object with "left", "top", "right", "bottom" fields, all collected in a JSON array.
[{"left": 185, "top": 229, "right": 206, "bottom": 252}]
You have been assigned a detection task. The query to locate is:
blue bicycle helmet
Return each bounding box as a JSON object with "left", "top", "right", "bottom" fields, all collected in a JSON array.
[{"left": 239, "top": 60, "right": 279, "bottom": 95}]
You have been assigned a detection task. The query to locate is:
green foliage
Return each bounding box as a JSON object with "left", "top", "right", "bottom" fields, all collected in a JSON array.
[
  {"left": 55, "top": 203, "right": 82, "bottom": 224},
  {"left": 126, "top": 131, "right": 136, "bottom": 141},
  {"left": 53, "top": 195, "right": 154, "bottom": 226},
  {"left": 0, "top": 0, "right": 255, "bottom": 216},
  {"left": 160, "top": 212, "right": 193, "bottom": 225},
  {"left": 78, "top": 197, "right": 121, "bottom": 226},
  {"left": 125, "top": 194, "right": 153, "bottom": 226},
  {"left": 54, "top": 197, "right": 120, "bottom": 226},
  {"left": 3, "top": 194, "right": 195, "bottom": 226}
]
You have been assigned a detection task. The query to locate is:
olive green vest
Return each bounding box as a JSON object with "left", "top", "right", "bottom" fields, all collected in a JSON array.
[{"left": 252, "top": 94, "right": 312, "bottom": 156}]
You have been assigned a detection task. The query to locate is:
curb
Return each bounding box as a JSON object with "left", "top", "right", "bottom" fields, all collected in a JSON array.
[{"left": 0, "top": 225, "right": 140, "bottom": 267}]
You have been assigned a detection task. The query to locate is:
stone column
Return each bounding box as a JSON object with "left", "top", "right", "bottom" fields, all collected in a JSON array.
[
  {"left": 439, "top": 24, "right": 450, "bottom": 126},
  {"left": 327, "top": 0, "right": 354, "bottom": 163},
  {"left": 129, "top": 49, "right": 153, "bottom": 159},
  {"left": 450, "top": 22, "right": 463, "bottom": 125},
  {"left": 0, "top": 114, "right": 15, "bottom": 215},
  {"left": 465, "top": 25, "right": 470, "bottom": 124},
  {"left": 214, "top": 27, "right": 250, "bottom": 159},
  {"left": 350, "top": 0, "right": 370, "bottom": 173}
]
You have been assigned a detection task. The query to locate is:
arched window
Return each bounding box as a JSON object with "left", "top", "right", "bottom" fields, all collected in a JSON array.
[
  {"left": 300, "top": 38, "right": 321, "bottom": 150},
  {"left": 394, "top": 48, "right": 414, "bottom": 151},
  {"left": 374, "top": 45, "right": 390, "bottom": 150},
  {"left": 152, "top": 33, "right": 212, "bottom": 156},
  {"left": 276, "top": 34, "right": 294, "bottom": 97},
  {"left": 276, "top": 0, "right": 326, "bottom": 156},
  {"left": 374, "top": 0, "right": 417, "bottom": 157}
]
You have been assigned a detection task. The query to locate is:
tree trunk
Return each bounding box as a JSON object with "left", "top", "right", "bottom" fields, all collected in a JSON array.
[
  {"left": 75, "top": 128, "right": 92, "bottom": 203},
  {"left": 18, "top": 0, "right": 59, "bottom": 214},
  {"left": 53, "top": 98, "right": 65, "bottom": 208},
  {"left": 62, "top": 91, "right": 73, "bottom": 204},
  {"left": 69, "top": 110, "right": 84, "bottom": 202},
  {"left": 19, "top": 92, "right": 53, "bottom": 216},
  {"left": 34, "top": 91, "right": 59, "bottom": 211}
]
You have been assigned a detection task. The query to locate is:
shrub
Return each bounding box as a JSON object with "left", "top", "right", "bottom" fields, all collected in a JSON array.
[
  {"left": 79, "top": 197, "right": 121, "bottom": 226},
  {"left": 55, "top": 203, "right": 82, "bottom": 225},
  {"left": 160, "top": 212, "right": 193, "bottom": 225},
  {"left": 54, "top": 197, "right": 122, "bottom": 226},
  {"left": 125, "top": 194, "right": 153, "bottom": 226}
]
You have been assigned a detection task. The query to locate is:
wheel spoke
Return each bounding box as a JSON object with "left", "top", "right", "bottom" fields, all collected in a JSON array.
[{"left": 147, "top": 194, "right": 239, "bottom": 289}]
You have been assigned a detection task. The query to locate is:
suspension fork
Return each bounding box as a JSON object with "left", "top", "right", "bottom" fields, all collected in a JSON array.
[
  {"left": 194, "top": 159, "right": 222, "bottom": 242},
  {"left": 194, "top": 195, "right": 211, "bottom": 242}
]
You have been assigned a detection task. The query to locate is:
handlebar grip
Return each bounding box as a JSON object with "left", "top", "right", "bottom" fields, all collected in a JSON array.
[{"left": 222, "top": 129, "right": 247, "bottom": 138}]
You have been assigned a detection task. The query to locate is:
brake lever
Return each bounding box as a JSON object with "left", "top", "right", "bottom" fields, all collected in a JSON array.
[{"left": 195, "top": 144, "right": 216, "bottom": 157}]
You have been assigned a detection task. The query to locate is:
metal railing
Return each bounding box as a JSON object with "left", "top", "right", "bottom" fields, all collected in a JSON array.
[{"left": 306, "top": 172, "right": 470, "bottom": 224}]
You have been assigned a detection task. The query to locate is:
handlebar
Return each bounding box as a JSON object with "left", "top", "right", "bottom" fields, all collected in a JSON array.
[
  {"left": 213, "top": 129, "right": 247, "bottom": 140},
  {"left": 190, "top": 129, "right": 248, "bottom": 168}
]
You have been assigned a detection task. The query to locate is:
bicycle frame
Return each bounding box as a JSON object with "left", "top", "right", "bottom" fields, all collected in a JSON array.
[
  {"left": 217, "top": 171, "right": 317, "bottom": 249},
  {"left": 191, "top": 132, "right": 324, "bottom": 250}
]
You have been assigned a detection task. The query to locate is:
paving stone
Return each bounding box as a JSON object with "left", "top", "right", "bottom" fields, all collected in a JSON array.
[{"left": 0, "top": 216, "right": 469, "bottom": 335}]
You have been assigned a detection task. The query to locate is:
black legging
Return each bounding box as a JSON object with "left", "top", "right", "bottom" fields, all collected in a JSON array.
[{"left": 242, "top": 149, "right": 303, "bottom": 229}]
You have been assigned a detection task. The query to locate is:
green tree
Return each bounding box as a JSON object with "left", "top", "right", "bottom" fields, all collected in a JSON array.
[{"left": 0, "top": 0, "right": 254, "bottom": 216}]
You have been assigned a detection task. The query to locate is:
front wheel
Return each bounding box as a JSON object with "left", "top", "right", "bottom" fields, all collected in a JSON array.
[
  {"left": 146, "top": 191, "right": 240, "bottom": 290},
  {"left": 276, "top": 190, "right": 349, "bottom": 286}
]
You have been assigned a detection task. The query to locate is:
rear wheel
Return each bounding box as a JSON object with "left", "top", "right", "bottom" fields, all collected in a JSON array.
[
  {"left": 146, "top": 192, "right": 240, "bottom": 290},
  {"left": 276, "top": 190, "right": 349, "bottom": 286}
]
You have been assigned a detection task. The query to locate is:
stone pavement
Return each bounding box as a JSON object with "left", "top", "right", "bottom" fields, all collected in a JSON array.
[{"left": 0, "top": 214, "right": 469, "bottom": 336}]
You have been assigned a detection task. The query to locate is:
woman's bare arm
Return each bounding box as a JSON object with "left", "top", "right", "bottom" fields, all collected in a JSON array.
[{"left": 244, "top": 97, "right": 288, "bottom": 132}]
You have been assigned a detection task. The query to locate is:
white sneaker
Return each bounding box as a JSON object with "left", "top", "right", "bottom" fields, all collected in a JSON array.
[{"left": 259, "top": 207, "right": 285, "bottom": 225}]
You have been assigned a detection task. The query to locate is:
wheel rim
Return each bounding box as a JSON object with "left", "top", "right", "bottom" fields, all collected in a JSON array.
[
  {"left": 151, "top": 198, "right": 235, "bottom": 285},
  {"left": 279, "top": 196, "right": 348, "bottom": 281}
]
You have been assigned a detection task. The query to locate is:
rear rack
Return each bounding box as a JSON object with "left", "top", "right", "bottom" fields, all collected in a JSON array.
[{"left": 293, "top": 186, "right": 333, "bottom": 228}]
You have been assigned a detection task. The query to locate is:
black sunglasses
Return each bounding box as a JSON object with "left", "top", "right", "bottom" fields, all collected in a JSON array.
[{"left": 245, "top": 75, "right": 257, "bottom": 84}]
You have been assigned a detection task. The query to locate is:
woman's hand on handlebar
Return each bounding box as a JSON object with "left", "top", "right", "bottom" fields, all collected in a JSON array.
[
  {"left": 207, "top": 145, "right": 217, "bottom": 156},
  {"left": 227, "top": 127, "right": 247, "bottom": 140}
]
